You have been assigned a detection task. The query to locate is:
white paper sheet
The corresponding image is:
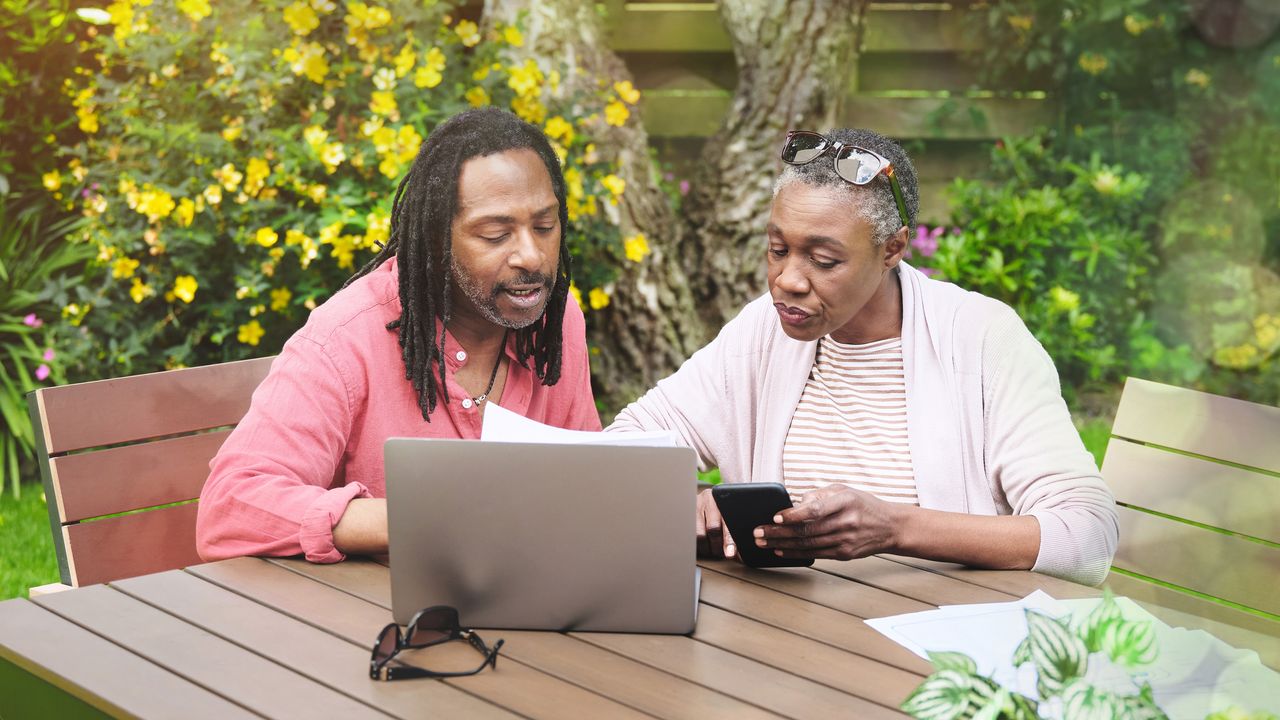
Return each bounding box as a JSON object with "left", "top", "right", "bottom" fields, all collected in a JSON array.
[{"left": 481, "top": 403, "right": 679, "bottom": 447}]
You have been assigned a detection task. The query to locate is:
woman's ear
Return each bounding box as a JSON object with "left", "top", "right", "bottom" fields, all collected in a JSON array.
[{"left": 883, "top": 226, "right": 909, "bottom": 269}]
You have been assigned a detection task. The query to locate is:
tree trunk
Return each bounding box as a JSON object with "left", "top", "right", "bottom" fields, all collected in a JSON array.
[
  {"left": 681, "top": 1, "right": 869, "bottom": 327},
  {"left": 482, "top": 0, "right": 868, "bottom": 418}
]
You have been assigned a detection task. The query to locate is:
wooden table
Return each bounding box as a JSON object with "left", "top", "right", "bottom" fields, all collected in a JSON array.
[{"left": 1, "top": 555, "right": 1276, "bottom": 719}]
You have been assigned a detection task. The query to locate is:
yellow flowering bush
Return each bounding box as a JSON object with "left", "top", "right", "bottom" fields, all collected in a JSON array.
[{"left": 47, "top": 0, "right": 641, "bottom": 375}]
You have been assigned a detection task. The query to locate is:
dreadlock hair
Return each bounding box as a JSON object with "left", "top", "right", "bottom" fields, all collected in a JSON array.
[{"left": 343, "top": 106, "right": 573, "bottom": 422}]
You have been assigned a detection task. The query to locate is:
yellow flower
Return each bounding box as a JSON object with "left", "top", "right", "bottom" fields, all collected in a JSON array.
[
  {"left": 1078, "top": 53, "right": 1108, "bottom": 76},
  {"left": 364, "top": 208, "right": 391, "bottom": 248},
  {"left": 613, "top": 80, "right": 640, "bottom": 105},
  {"left": 601, "top": 173, "right": 626, "bottom": 198},
  {"left": 1006, "top": 15, "right": 1033, "bottom": 31},
  {"left": 414, "top": 65, "right": 443, "bottom": 88},
  {"left": 569, "top": 282, "right": 583, "bottom": 309},
  {"left": 507, "top": 59, "right": 544, "bottom": 97},
  {"left": 244, "top": 157, "right": 270, "bottom": 197},
  {"left": 285, "top": 41, "right": 329, "bottom": 83},
  {"left": 129, "top": 277, "right": 155, "bottom": 304},
  {"left": 215, "top": 163, "right": 243, "bottom": 192},
  {"left": 1255, "top": 314, "right": 1280, "bottom": 350},
  {"left": 172, "top": 275, "right": 198, "bottom": 304},
  {"left": 42, "top": 170, "right": 62, "bottom": 192},
  {"left": 370, "top": 90, "right": 398, "bottom": 117},
  {"left": 623, "top": 233, "right": 650, "bottom": 263},
  {"left": 604, "top": 99, "right": 630, "bottom": 127},
  {"left": 135, "top": 186, "right": 176, "bottom": 222},
  {"left": 1213, "top": 344, "right": 1258, "bottom": 369},
  {"left": 283, "top": 1, "right": 319, "bottom": 35},
  {"left": 176, "top": 0, "right": 211, "bottom": 21},
  {"left": 1123, "top": 15, "right": 1152, "bottom": 36},
  {"left": 321, "top": 142, "right": 346, "bottom": 173},
  {"left": 303, "top": 125, "right": 329, "bottom": 151},
  {"left": 202, "top": 184, "right": 223, "bottom": 206},
  {"left": 237, "top": 319, "right": 266, "bottom": 346},
  {"left": 255, "top": 227, "right": 280, "bottom": 247},
  {"left": 393, "top": 44, "right": 416, "bottom": 77},
  {"left": 111, "top": 256, "right": 140, "bottom": 279},
  {"left": 1185, "top": 69, "right": 1211, "bottom": 89},
  {"left": 221, "top": 117, "right": 243, "bottom": 142},
  {"left": 270, "top": 287, "right": 293, "bottom": 312},
  {"left": 465, "top": 86, "right": 490, "bottom": 107},
  {"left": 455, "top": 19, "right": 480, "bottom": 47},
  {"left": 511, "top": 95, "right": 546, "bottom": 124},
  {"left": 588, "top": 287, "right": 610, "bottom": 310},
  {"left": 1091, "top": 170, "right": 1120, "bottom": 195},
  {"left": 1048, "top": 286, "right": 1080, "bottom": 314},
  {"left": 175, "top": 198, "right": 196, "bottom": 227},
  {"left": 544, "top": 116, "right": 574, "bottom": 145},
  {"left": 373, "top": 67, "right": 397, "bottom": 91},
  {"left": 306, "top": 184, "right": 327, "bottom": 203},
  {"left": 503, "top": 25, "right": 524, "bottom": 47}
]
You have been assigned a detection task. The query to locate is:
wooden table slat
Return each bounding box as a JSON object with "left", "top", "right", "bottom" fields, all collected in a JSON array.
[
  {"left": 701, "top": 560, "right": 935, "bottom": 618},
  {"left": 113, "top": 569, "right": 515, "bottom": 720},
  {"left": 32, "top": 585, "right": 389, "bottom": 719},
  {"left": 189, "top": 558, "right": 652, "bottom": 720},
  {"left": 814, "top": 556, "right": 1017, "bottom": 607},
  {"left": 697, "top": 570, "right": 932, "bottom": 674},
  {"left": 0, "top": 598, "right": 257, "bottom": 720}
]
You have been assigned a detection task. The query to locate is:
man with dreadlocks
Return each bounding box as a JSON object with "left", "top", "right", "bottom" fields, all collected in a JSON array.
[{"left": 196, "top": 107, "right": 601, "bottom": 563}]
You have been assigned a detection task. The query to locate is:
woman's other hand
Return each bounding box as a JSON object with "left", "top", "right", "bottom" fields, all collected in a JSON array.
[
  {"left": 696, "top": 488, "right": 738, "bottom": 559},
  {"left": 754, "top": 485, "right": 899, "bottom": 560}
]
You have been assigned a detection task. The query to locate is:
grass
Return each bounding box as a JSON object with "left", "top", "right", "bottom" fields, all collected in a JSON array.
[
  {"left": 0, "top": 417, "right": 1111, "bottom": 602},
  {"left": 0, "top": 486, "right": 59, "bottom": 599}
]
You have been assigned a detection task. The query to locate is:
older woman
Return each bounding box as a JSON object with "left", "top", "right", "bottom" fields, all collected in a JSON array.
[{"left": 608, "top": 128, "right": 1117, "bottom": 586}]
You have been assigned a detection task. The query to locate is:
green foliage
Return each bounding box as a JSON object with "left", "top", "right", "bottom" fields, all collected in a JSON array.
[
  {"left": 0, "top": 487, "right": 59, "bottom": 599},
  {"left": 46, "top": 0, "right": 637, "bottom": 381},
  {"left": 903, "top": 593, "right": 1167, "bottom": 720},
  {"left": 0, "top": 193, "right": 91, "bottom": 495}
]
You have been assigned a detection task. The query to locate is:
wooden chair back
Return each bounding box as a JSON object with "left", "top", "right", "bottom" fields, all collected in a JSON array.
[
  {"left": 1101, "top": 377, "right": 1280, "bottom": 620},
  {"left": 26, "top": 357, "right": 274, "bottom": 587}
]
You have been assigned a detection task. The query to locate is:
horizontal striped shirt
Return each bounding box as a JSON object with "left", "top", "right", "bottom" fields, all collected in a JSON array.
[{"left": 783, "top": 335, "right": 918, "bottom": 505}]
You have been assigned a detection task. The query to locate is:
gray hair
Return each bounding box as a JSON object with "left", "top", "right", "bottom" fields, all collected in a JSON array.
[{"left": 772, "top": 128, "right": 919, "bottom": 246}]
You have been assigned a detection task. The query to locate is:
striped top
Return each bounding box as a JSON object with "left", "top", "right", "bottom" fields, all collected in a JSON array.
[{"left": 782, "top": 336, "right": 918, "bottom": 505}]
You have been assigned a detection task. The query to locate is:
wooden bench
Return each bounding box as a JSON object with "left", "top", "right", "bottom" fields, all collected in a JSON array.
[
  {"left": 26, "top": 357, "right": 274, "bottom": 591},
  {"left": 1100, "top": 376, "right": 1280, "bottom": 662}
]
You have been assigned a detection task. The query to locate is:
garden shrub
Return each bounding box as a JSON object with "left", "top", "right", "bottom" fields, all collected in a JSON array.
[{"left": 44, "top": 0, "right": 638, "bottom": 380}]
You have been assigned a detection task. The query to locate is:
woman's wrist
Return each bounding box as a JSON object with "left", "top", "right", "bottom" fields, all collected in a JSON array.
[{"left": 882, "top": 500, "right": 914, "bottom": 555}]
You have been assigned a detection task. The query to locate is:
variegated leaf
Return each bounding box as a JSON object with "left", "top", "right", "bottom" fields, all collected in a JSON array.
[
  {"left": 1061, "top": 678, "right": 1130, "bottom": 720},
  {"left": 927, "top": 650, "right": 978, "bottom": 675},
  {"left": 1102, "top": 618, "right": 1158, "bottom": 667},
  {"left": 901, "top": 669, "right": 974, "bottom": 720},
  {"left": 1072, "top": 589, "right": 1122, "bottom": 653},
  {"left": 970, "top": 687, "right": 1011, "bottom": 720},
  {"left": 1022, "top": 609, "right": 1088, "bottom": 698}
]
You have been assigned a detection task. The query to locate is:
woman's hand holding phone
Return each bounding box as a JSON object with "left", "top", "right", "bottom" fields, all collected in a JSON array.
[{"left": 696, "top": 489, "right": 737, "bottom": 559}]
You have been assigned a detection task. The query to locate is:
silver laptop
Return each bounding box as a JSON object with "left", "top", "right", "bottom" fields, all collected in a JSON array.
[{"left": 385, "top": 438, "right": 700, "bottom": 634}]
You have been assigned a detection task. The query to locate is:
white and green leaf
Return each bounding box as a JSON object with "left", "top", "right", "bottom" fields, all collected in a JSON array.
[
  {"left": 1021, "top": 609, "right": 1088, "bottom": 698},
  {"left": 1102, "top": 617, "right": 1158, "bottom": 667},
  {"left": 900, "top": 670, "right": 979, "bottom": 720},
  {"left": 926, "top": 650, "right": 978, "bottom": 675}
]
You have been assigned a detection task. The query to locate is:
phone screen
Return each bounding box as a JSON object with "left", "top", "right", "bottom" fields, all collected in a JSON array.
[{"left": 711, "top": 483, "right": 814, "bottom": 568}]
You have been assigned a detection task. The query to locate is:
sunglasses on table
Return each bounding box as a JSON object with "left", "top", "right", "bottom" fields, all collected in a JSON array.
[
  {"left": 370, "top": 605, "right": 504, "bottom": 681},
  {"left": 779, "top": 129, "right": 911, "bottom": 229}
]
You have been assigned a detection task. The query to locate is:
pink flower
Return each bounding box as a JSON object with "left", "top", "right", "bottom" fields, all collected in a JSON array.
[
  {"left": 43, "top": 348, "right": 55, "bottom": 361},
  {"left": 918, "top": 267, "right": 938, "bottom": 277},
  {"left": 911, "top": 225, "right": 943, "bottom": 258},
  {"left": 679, "top": 180, "right": 690, "bottom": 196},
  {"left": 35, "top": 364, "right": 50, "bottom": 381},
  {"left": 23, "top": 313, "right": 43, "bottom": 328}
]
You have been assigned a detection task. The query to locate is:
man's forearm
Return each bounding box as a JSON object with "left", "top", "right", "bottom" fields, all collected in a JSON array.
[
  {"left": 889, "top": 505, "right": 1040, "bottom": 570},
  {"left": 333, "top": 498, "right": 389, "bottom": 556}
]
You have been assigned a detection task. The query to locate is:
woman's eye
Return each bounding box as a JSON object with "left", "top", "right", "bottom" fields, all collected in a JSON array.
[{"left": 768, "top": 247, "right": 787, "bottom": 258}]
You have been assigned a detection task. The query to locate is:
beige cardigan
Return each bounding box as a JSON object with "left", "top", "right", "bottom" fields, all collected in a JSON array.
[{"left": 608, "top": 262, "right": 1118, "bottom": 586}]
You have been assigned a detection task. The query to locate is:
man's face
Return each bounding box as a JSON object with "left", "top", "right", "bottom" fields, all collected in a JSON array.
[
  {"left": 449, "top": 148, "right": 561, "bottom": 330},
  {"left": 765, "top": 183, "right": 899, "bottom": 342}
]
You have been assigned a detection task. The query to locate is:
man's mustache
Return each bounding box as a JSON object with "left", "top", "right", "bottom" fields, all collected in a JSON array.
[{"left": 492, "top": 272, "right": 554, "bottom": 296}]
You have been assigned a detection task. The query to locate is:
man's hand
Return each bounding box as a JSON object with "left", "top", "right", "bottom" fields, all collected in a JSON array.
[
  {"left": 695, "top": 488, "right": 737, "bottom": 559},
  {"left": 753, "top": 486, "right": 899, "bottom": 560}
]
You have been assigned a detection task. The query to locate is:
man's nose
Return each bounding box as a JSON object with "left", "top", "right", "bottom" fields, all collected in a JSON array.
[{"left": 507, "top": 226, "right": 545, "bottom": 270}]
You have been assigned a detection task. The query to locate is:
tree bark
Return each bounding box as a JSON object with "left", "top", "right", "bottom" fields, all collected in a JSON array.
[
  {"left": 483, "top": 0, "right": 869, "bottom": 418},
  {"left": 681, "top": 0, "right": 869, "bottom": 327}
]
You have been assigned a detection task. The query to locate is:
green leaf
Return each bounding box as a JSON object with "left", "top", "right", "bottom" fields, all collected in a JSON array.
[
  {"left": 927, "top": 651, "right": 978, "bottom": 675},
  {"left": 1021, "top": 610, "right": 1088, "bottom": 698},
  {"left": 1072, "top": 589, "right": 1123, "bottom": 652},
  {"left": 901, "top": 670, "right": 975, "bottom": 720},
  {"left": 1060, "top": 678, "right": 1132, "bottom": 720},
  {"left": 1102, "top": 618, "right": 1158, "bottom": 667}
]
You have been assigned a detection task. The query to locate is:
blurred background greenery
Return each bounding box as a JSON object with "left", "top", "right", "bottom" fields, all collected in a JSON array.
[{"left": 1, "top": 0, "right": 1277, "bottom": 596}]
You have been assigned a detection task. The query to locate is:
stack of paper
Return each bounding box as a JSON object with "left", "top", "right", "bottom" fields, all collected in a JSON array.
[
  {"left": 867, "top": 592, "right": 1279, "bottom": 718},
  {"left": 481, "top": 403, "right": 678, "bottom": 447}
]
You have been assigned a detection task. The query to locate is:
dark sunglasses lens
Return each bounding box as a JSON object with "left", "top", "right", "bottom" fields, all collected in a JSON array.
[
  {"left": 783, "top": 133, "right": 826, "bottom": 163},
  {"left": 835, "top": 148, "right": 883, "bottom": 185},
  {"left": 373, "top": 624, "right": 399, "bottom": 663},
  {"left": 408, "top": 607, "right": 457, "bottom": 646}
]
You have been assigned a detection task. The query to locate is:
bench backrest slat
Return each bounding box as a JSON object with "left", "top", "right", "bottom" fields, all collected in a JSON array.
[
  {"left": 29, "top": 356, "right": 274, "bottom": 586},
  {"left": 1103, "top": 377, "right": 1280, "bottom": 618}
]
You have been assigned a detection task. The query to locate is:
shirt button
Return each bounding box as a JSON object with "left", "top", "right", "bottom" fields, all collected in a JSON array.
[
  {"left": 461, "top": 398, "right": 473, "bottom": 409},
  {"left": 455, "top": 350, "right": 467, "bottom": 362}
]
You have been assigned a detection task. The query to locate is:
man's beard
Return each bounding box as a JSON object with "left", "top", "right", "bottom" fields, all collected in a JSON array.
[{"left": 450, "top": 257, "right": 555, "bottom": 330}]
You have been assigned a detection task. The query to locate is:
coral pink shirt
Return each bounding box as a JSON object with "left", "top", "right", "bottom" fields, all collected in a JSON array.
[{"left": 196, "top": 257, "right": 601, "bottom": 563}]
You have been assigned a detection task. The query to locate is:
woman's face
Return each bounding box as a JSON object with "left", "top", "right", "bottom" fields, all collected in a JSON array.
[{"left": 765, "top": 183, "right": 901, "bottom": 343}]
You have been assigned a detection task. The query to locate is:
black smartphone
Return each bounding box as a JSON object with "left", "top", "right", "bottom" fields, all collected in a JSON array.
[{"left": 711, "top": 483, "right": 813, "bottom": 568}]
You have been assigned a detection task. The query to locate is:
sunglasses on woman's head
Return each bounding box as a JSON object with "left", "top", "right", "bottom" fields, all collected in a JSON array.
[
  {"left": 779, "top": 130, "right": 911, "bottom": 230},
  {"left": 370, "top": 605, "right": 504, "bottom": 681}
]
